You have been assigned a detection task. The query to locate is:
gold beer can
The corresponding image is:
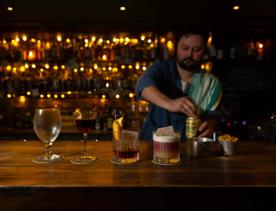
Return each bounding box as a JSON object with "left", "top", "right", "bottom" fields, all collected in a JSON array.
[{"left": 185, "top": 117, "right": 200, "bottom": 139}]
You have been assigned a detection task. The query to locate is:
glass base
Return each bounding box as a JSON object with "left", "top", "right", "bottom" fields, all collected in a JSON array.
[
  {"left": 111, "top": 158, "right": 139, "bottom": 165},
  {"left": 151, "top": 159, "right": 182, "bottom": 166},
  {"left": 32, "top": 154, "right": 62, "bottom": 164},
  {"left": 71, "top": 154, "right": 98, "bottom": 164}
]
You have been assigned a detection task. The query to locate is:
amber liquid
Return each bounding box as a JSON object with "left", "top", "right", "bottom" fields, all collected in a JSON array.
[
  {"left": 114, "top": 150, "right": 139, "bottom": 159},
  {"left": 113, "top": 149, "right": 140, "bottom": 163},
  {"left": 75, "top": 119, "right": 95, "bottom": 133}
]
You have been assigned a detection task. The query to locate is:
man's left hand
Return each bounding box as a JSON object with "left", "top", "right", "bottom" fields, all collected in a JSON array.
[{"left": 198, "top": 119, "right": 217, "bottom": 138}]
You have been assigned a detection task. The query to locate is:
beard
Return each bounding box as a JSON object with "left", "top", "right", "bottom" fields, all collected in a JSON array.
[{"left": 177, "top": 57, "right": 201, "bottom": 73}]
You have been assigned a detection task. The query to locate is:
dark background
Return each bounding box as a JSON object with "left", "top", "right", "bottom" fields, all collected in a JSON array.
[{"left": 0, "top": 0, "right": 276, "bottom": 32}]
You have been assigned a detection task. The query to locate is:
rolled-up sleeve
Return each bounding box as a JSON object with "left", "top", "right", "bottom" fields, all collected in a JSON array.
[{"left": 135, "top": 62, "right": 164, "bottom": 100}]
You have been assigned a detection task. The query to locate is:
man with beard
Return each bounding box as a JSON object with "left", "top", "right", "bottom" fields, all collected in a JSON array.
[{"left": 135, "top": 30, "right": 222, "bottom": 141}]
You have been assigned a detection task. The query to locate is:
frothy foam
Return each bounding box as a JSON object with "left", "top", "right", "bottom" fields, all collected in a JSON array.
[{"left": 153, "top": 132, "right": 180, "bottom": 143}]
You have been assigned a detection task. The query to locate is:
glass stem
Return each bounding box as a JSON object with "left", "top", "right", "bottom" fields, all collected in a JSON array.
[
  {"left": 83, "top": 133, "right": 88, "bottom": 157},
  {"left": 44, "top": 143, "right": 52, "bottom": 159}
]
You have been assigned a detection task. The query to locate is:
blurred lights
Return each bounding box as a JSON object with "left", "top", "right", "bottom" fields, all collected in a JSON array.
[
  {"left": 242, "top": 121, "right": 247, "bottom": 126},
  {"left": 19, "top": 66, "right": 25, "bottom": 72},
  {"left": 6, "top": 65, "right": 12, "bottom": 71},
  {"left": 120, "top": 6, "right": 126, "bottom": 11},
  {"left": 258, "top": 43, "right": 264, "bottom": 49},
  {"left": 19, "top": 96, "right": 26, "bottom": 104},
  {"left": 233, "top": 5, "right": 240, "bottom": 10},
  {"left": 56, "top": 34, "right": 62, "bottom": 42},
  {"left": 166, "top": 40, "right": 174, "bottom": 51},
  {"left": 7, "top": 7, "right": 14, "bottom": 11},
  {"left": 129, "top": 93, "right": 135, "bottom": 98}
]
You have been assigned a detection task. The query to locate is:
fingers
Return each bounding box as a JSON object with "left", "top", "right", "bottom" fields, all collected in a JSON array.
[
  {"left": 198, "top": 121, "right": 208, "bottom": 132},
  {"left": 198, "top": 129, "right": 210, "bottom": 137},
  {"left": 180, "top": 98, "right": 197, "bottom": 117},
  {"left": 198, "top": 121, "right": 215, "bottom": 138}
]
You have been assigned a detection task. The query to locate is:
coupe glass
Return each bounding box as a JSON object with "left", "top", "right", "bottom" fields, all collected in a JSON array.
[
  {"left": 71, "top": 108, "right": 98, "bottom": 164},
  {"left": 33, "top": 108, "right": 62, "bottom": 164}
]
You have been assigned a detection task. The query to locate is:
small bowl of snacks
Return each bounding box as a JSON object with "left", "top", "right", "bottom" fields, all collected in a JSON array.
[{"left": 218, "top": 134, "right": 238, "bottom": 156}]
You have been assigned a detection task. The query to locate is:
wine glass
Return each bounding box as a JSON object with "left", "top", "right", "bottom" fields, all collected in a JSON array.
[
  {"left": 71, "top": 108, "right": 98, "bottom": 164},
  {"left": 33, "top": 108, "right": 62, "bottom": 164}
]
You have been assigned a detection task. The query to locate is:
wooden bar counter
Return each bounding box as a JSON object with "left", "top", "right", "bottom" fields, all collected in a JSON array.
[{"left": 0, "top": 140, "right": 276, "bottom": 210}]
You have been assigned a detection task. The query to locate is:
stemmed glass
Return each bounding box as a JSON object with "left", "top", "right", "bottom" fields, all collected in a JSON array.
[
  {"left": 71, "top": 108, "right": 98, "bottom": 164},
  {"left": 33, "top": 108, "right": 62, "bottom": 164}
]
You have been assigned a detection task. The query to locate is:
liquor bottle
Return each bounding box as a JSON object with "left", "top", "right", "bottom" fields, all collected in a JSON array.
[
  {"left": 95, "top": 116, "right": 101, "bottom": 131},
  {"left": 106, "top": 106, "right": 114, "bottom": 131}
]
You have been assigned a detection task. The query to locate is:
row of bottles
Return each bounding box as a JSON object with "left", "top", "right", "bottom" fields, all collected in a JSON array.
[
  {"left": 211, "top": 38, "right": 273, "bottom": 62},
  {"left": 0, "top": 63, "right": 144, "bottom": 98},
  {"left": 0, "top": 32, "right": 175, "bottom": 63},
  {"left": 0, "top": 31, "right": 175, "bottom": 99}
]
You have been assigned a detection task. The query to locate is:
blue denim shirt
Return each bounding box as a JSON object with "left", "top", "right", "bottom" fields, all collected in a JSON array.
[{"left": 135, "top": 60, "right": 222, "bottom": 141}]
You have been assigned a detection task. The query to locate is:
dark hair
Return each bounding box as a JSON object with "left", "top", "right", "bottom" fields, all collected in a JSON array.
[{"left": 176, "top": 28, "right": 210, "bottom": 44}]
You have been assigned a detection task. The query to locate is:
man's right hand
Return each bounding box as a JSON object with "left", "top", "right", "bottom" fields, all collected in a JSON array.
[
  {"left": 141, "top": 86, "right": 197, "bottom": 118},
  {"left": 166, "top": 97, "right": 197, "bottom": 118}
]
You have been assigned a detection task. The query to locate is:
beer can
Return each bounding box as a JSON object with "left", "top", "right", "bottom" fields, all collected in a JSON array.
[{"left": 185, "top": 117, "right": 200, "bottom": 139}]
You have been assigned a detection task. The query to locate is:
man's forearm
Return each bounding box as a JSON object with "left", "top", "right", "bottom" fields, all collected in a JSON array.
[{"left": 141, "top": 86, "right": 171, "bottom": 110}]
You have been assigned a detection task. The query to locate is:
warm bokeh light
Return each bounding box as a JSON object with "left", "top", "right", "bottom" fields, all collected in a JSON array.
[
  {"left": 120, "top": 6, "right": 126, "bottom": 11},
  {"left": 233, "top": 5, "right": 240, "bottom": 10},
  {"left": 166, "top": 40, "right": 174, "bottom": 51},
  {"left": 56, "top": 34, "right": 62, "bottom": 42},
  {"left": 22, "top": 35, "right": 28, "bottom": 41},
  {"left": 102, "top": 55, "right": 107, "bottom": 61},
  {"left": 28, "top": 50, "right": 36, "bottom": 61},
  {"left": 6, "top": 65, "right": 12, "bottom": 71},
  {"left": 7, "top": 7, "right": 13, "bottom": 11},
  {"left": 129, "top": 92, "right": 135, "bottom": 98},
  {"left": 258, "top": 43, "right": 264, "bottom": 49},
  {"left": 19, "top": 96, "right": 26, "bottom": 104}
]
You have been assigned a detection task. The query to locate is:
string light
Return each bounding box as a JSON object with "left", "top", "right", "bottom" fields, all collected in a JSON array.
[
  {"left": 7, "top": 7, "right": 14, "bottom": 11},
  {"left": 120, "top": 6, "right": 126, "bottom": 11},
  {"left": 233, "top": 5, "right": 240, "bottom": 10}
]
